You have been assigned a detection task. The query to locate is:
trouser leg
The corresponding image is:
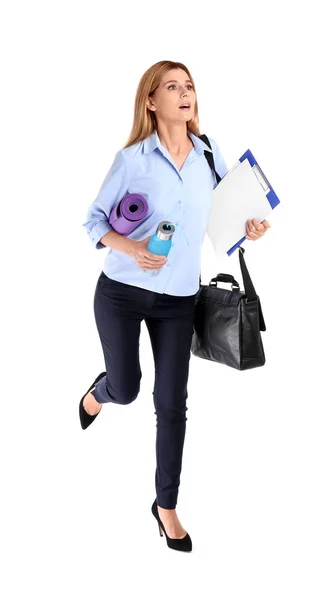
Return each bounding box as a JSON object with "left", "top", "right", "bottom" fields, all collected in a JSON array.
[
  {"left": 145, "top": 293, "right": 196, "bottom": 509},
  {"left": 91, "top": 273, "right": 143, "bottom": 405}
]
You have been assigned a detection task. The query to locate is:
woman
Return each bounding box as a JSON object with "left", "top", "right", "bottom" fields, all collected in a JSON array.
[{"left": 80, "top": 60, "right": 270, "bottom": 552}]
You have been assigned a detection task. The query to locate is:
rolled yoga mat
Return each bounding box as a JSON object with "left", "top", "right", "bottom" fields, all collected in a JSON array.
[{"left": 109, "top": 193, "right": 149, "bottom": 235}]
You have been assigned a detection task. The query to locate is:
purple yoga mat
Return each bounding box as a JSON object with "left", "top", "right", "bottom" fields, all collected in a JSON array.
[{"left": 109, "top": 193, "right": 149, "bottom": 235}]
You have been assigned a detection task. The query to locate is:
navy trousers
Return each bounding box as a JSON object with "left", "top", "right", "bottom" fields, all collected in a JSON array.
[{"left": 91, "top": 270, "right": 197, "bottom": 509}]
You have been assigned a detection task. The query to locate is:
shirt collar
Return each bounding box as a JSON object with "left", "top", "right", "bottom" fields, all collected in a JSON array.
[{"left": 143, "top": 129, "right": 212, "bottom": 155}]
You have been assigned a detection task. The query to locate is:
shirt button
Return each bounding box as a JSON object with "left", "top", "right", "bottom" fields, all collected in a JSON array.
[{"left": 178, "top": 200, "right": 181, "bottom": 204}]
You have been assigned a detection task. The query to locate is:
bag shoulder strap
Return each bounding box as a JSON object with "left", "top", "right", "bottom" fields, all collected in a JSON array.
[
  {"left": 198, "top": 133, "right": 221, "bottom": 288},
  {"left": 198, "top": 134, "right": 222, "bottom": 185}
]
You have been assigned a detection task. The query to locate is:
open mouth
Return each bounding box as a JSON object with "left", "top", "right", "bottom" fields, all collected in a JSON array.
[{"left": 179, "top": 103, "right": 191, "bottom": 110}]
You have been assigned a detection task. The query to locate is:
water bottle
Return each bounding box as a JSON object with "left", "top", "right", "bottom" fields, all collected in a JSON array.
[{"left": 143, "top": 221, "right": 175, "bottom": 277}]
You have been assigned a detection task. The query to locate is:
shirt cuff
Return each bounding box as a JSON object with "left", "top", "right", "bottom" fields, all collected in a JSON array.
[{"left": 90, "top": 220, "right": 114, "bottom": 249}]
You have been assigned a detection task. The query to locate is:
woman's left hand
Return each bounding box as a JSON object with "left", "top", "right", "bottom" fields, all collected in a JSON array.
[{"left": 245, "top": 218, "right": 271, "bottom": 241}]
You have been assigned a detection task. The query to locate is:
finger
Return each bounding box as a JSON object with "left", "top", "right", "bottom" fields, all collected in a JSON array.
[
  {"left": 152, "top": 254, "right": 167, "bottom": 263},
  {"left": 147, "top": 260, "right": 166, "bottom": 268},
  {"left": 246, "top": 224, "right": 260, "bottom": 239},
  {"left": 148, "top": 251, "right": 166, "bottom": 261},
  {"left": 140, "top": 259, "right": 159, "bottom": 268},
  {"left": 247, "top": 220, "right": 257, "bottom": 232},
  {"left": 145, "top": 252, "right": 164, "bottom": 262},
  {"left": 143, "top": 255, "right": 167, "bottom": 266},
  {"left": 148, "top": 256, "right": 167, "bottom": 265},
  {"left": 250, "top": 224, "right": 264, "bottom": 237},
  {"left": 252, "top": 228, "right": 264, "bottom": 237},
  {"left": 253, "top": 219, "right": 265, "bottom": 231},
  {"left": 246, "top": 222, "right": 257, "bottom": 236},
  {"left": 261, "top": 219, "right": 271, "bottom": 228},
  {"left": 144, "top": 262, "right": 166, "bottom": 270},
  {"left": 246, "top": 231, "right": 258, "bottom": 239},
  {"left": 252, "top": 218, "right": 270, "bottom": 231}
]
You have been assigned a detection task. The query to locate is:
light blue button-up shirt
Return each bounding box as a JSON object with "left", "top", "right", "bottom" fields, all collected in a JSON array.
[{"left": 82, "top": 129, "right": 228, "bottom": 296}]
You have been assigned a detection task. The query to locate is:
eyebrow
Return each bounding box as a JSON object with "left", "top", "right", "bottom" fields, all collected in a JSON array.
[{"left": 164, "top": 79, "right": 192, "bottom": 86}]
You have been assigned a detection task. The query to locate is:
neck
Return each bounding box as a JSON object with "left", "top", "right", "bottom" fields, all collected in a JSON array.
[{"left": 156, "top": 123, "right": 192, "bottom": 155}]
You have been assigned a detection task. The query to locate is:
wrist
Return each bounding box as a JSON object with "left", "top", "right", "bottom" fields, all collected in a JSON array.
[{"left": 126, "top": 239, "right": 137, "bottom": 257}]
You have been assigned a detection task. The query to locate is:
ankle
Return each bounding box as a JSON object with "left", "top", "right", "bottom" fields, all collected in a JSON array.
[{"left": 158, "top": 506, "right": 176, "bottom": 517}]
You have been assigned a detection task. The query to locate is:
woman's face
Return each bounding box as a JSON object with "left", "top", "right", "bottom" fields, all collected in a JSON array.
[{"left": 147, "top": 68, "right": 196, "bottom": 125}]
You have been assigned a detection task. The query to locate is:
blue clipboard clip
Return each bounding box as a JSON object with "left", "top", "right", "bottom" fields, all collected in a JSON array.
[{"left": 226, "top": 149, "right": 280, "bottom": 256}]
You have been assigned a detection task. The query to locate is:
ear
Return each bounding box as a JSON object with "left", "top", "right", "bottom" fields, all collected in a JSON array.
[{"left": 146, "top": 97, "right": 156, "bottom": 112}]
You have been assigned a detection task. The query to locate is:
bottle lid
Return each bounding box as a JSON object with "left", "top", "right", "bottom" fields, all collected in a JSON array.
[{"left": 156, "top": 221, "right": 175, "bottom": 241}]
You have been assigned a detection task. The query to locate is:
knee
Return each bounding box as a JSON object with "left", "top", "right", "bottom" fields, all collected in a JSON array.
[
  {"left": 155, "top": 406, "right": 188, "bottom": 423},
  {"left": 115, "top": 386, "right": 140, "bottom": 405},
  {"left": 106, "top": 376, "right": 141, "bottom": 405}
]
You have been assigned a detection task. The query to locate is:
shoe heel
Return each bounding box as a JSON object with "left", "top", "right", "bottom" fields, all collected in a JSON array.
[{"left": 151, "top": 498, "right": 192, "bottom": 552}]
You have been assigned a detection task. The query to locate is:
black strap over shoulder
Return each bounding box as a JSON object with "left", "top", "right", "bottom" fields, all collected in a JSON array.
[
  {"left": 198, "top": 134, "right": 222, "bottom": 185},
  {"left": 198, "top": 133, "right": 222, "bottom": 288}
]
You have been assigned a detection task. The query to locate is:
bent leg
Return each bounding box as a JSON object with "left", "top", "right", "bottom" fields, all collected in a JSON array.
[{"left": 91, "top": 275, "right": 143, "bottom": 405}]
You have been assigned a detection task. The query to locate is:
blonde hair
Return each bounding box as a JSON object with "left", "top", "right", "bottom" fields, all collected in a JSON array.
[{"left": 121, "top": 60, "right": 201, "bottom": 149}]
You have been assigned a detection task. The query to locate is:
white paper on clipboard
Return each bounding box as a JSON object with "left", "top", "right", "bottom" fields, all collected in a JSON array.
[{"left": 206, "top": 158, "right": 273, "bottom": 261}]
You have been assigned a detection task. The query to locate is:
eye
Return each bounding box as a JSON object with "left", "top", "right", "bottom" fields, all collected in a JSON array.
[{"left": 167, "top": 84, "right": 193, "bottom": 90}]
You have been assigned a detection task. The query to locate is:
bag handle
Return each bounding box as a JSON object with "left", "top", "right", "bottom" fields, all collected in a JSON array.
[
  {"left": 204, "top": 247, "right": 257, "bottom": 301},
  {"left": 210, "top": 273, "right": 240, "bottom": 289}
]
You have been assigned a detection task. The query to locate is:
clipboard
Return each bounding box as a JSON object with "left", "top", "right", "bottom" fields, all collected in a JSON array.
[{"left": 206, "top": 148, "right": 280, "bottom": 258}]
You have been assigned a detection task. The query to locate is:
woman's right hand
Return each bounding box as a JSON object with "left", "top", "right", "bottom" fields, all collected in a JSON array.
[{"left": 131, "top": 236, "right": 168, "bottom": 270}]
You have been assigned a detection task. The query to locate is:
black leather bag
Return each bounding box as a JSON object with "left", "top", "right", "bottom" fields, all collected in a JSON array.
[{"left": 190, "top": 134, "right": 267, "bottom": 370}]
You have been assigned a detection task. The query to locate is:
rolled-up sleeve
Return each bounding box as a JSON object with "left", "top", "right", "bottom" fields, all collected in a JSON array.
[
  {"left": 208, "top": 137, "right": 228, "bottom": 190},
  {"left": 82, "top": 150, "right": 129, "bottom": 249}
]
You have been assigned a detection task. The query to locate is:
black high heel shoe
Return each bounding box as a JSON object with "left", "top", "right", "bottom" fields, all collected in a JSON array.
[
  {"left": 151, "top": 498, "right": 192, "bottom": 552},
  {"left": 79, "top": 372, "right": 106, "bottom": 430}
]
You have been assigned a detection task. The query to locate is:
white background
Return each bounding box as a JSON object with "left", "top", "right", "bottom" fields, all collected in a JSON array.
[{"left": 1, "top": 1, "right": 332, "bottom": 598}]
